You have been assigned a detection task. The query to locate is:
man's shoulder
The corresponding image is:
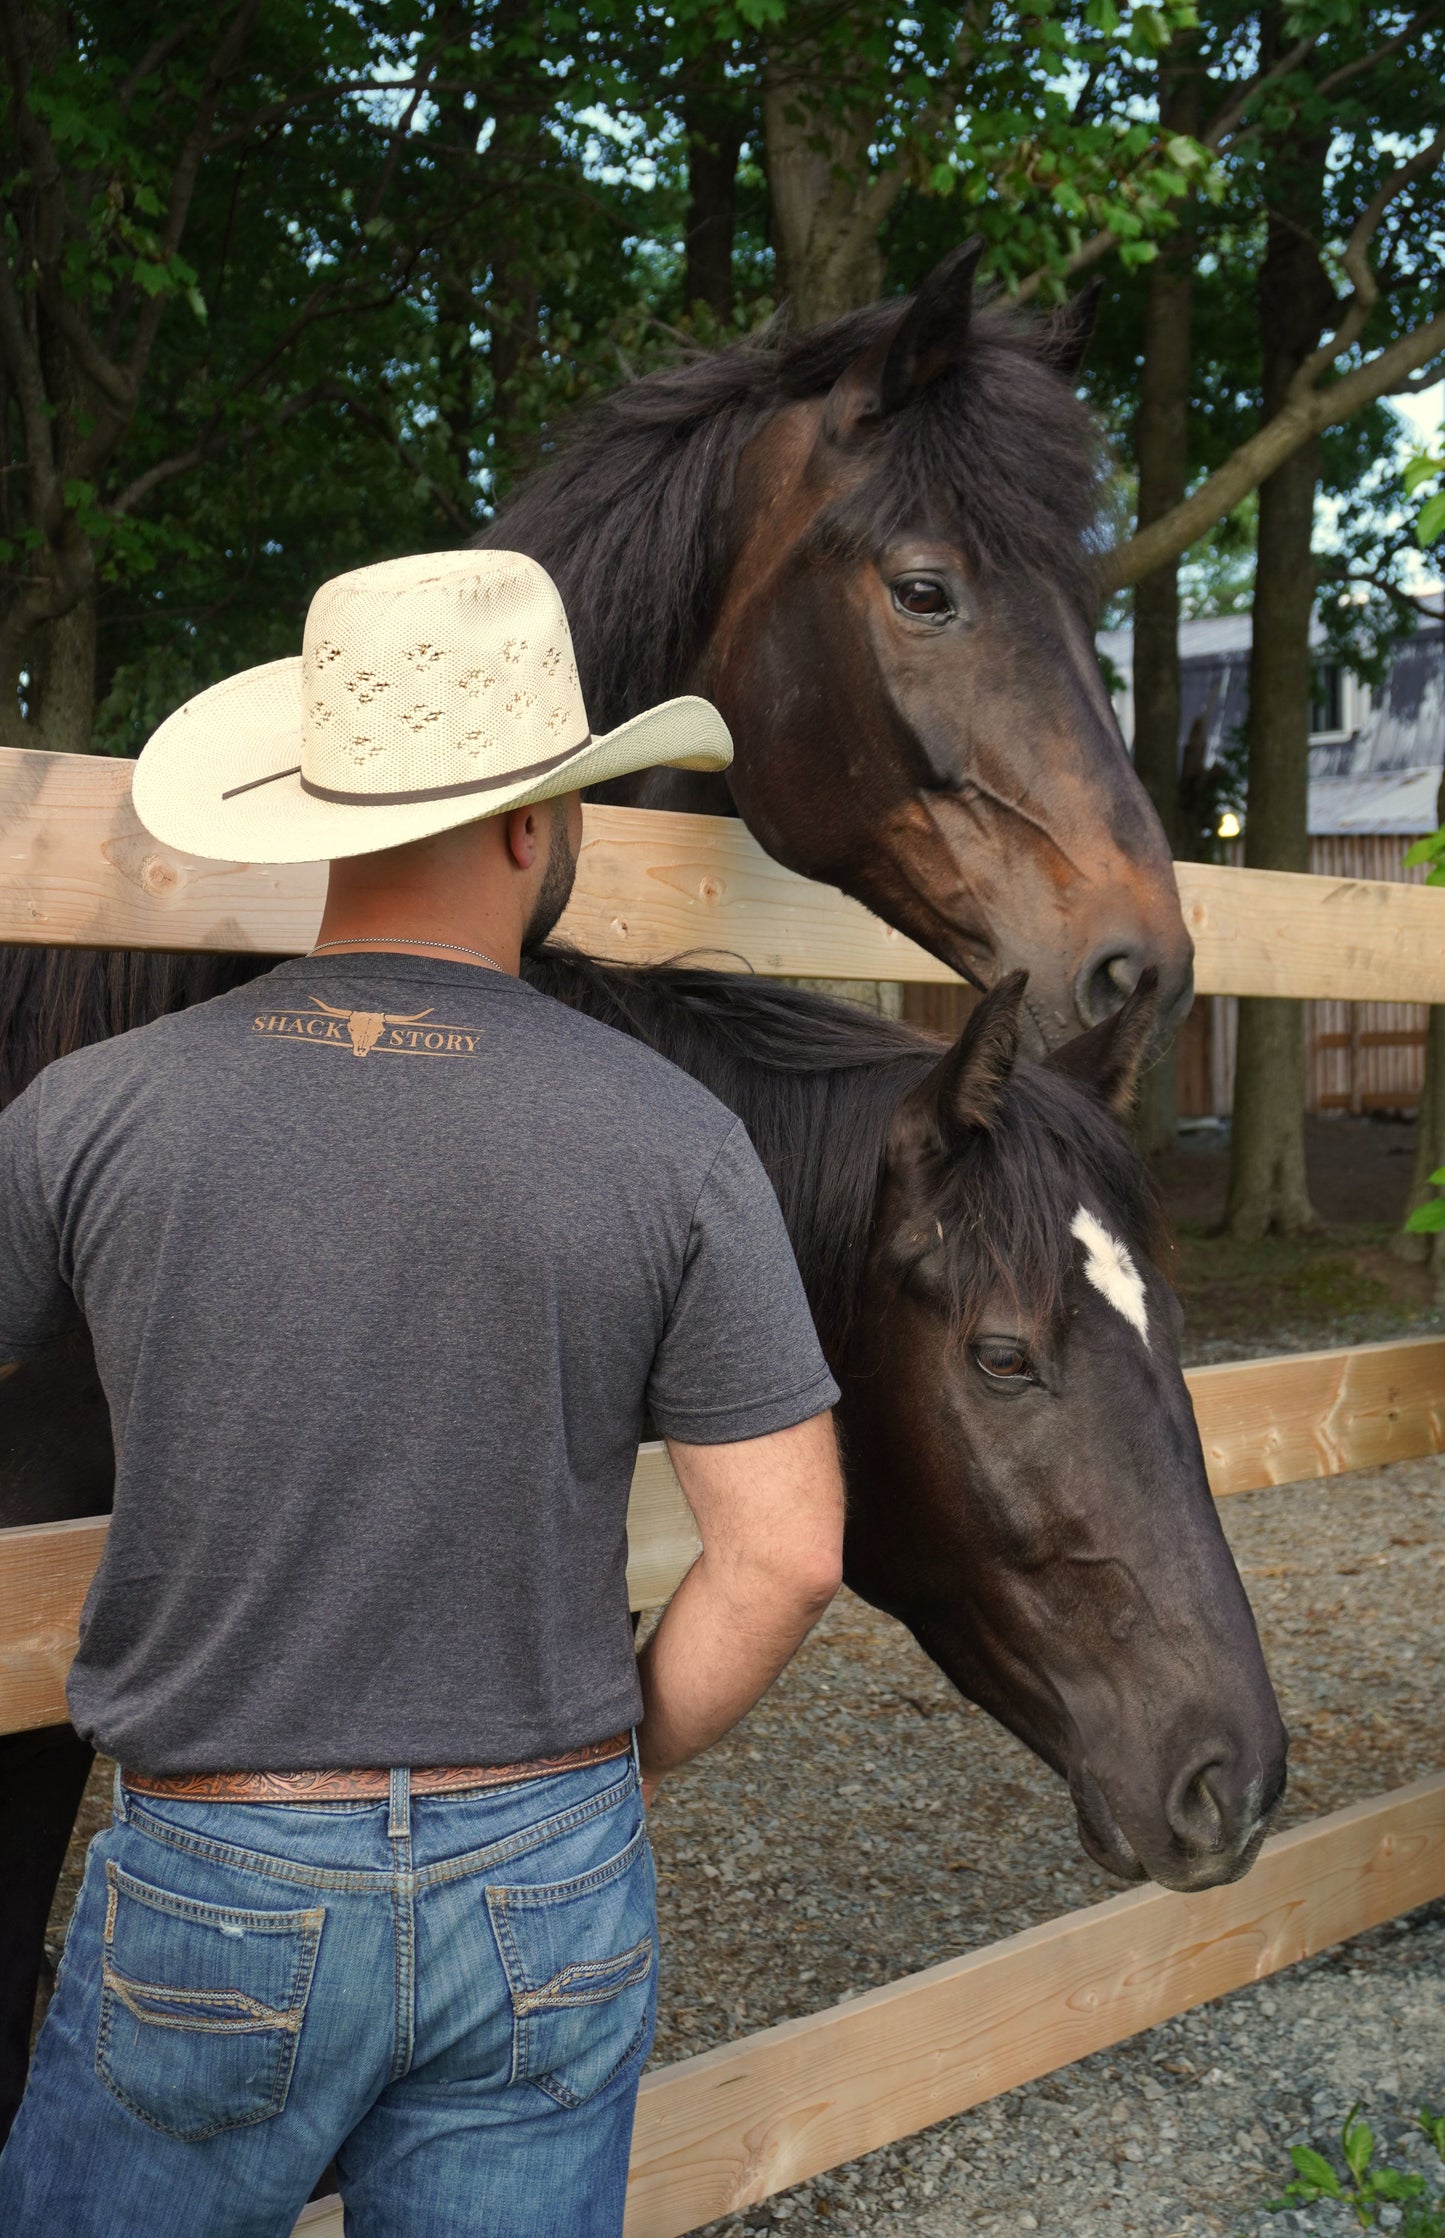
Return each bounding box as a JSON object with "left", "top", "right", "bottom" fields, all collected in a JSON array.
[
  {"left": 28, "top": 973, "right": 266, "bottom": 1106},
  {"left": 524, "top": 985, "right": 739, "bottom": 1143}
]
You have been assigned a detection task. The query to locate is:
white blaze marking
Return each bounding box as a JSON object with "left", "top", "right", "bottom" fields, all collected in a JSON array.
[{"left": 1070, "top": 1205, "right": 1150, "bottom": 1346}]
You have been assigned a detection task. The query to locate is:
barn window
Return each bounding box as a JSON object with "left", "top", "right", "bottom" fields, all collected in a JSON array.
[{"left": 1309, "top": 662, "right": 1347, "bottom": 738}]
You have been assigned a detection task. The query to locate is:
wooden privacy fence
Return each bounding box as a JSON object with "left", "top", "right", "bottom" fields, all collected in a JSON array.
[{"left": 0, "top": 742, "right": 1443, "bottom": 2238}]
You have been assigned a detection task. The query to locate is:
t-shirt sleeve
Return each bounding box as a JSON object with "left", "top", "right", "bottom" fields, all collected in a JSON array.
[
  {"left": 0, "top": 1080, "right": 78, "bottom": 1363},
  {"left": 647, "top": 1119, "right": 839, "bottom": 1444}
]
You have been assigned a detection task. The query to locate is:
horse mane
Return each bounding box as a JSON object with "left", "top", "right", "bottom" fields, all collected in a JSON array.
[
  {"left": 486, "top": 295, "right": 1105, "bottom": 732},
  {"left": 525, "top": 947, "right": 1166, "bottom": 1350},
  {"left": 0, "top": 949, "right": 274, "bottom": 1111}
]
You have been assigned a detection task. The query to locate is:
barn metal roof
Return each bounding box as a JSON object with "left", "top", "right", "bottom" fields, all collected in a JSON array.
[{"left": 1098, "top": 612, "right": 1445, "bottom": 836}]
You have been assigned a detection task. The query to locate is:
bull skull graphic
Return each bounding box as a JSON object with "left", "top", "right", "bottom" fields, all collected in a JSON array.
[{"left": 307, "top": 998, "right": 435, "bottom": 1057}]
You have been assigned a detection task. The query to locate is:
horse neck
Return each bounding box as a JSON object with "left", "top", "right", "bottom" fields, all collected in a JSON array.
[{"left": 523, "top": 951, "right": 928, "bottom": 1345}]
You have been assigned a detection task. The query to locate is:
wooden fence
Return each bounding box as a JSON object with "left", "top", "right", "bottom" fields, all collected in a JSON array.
[{"left": 1, "top": 743, "right": 1443, "bottom": 2238}]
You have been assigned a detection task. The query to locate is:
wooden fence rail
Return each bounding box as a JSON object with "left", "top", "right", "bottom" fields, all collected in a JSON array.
[
  {"left": 5, "top": 1335, "right": 1442, "bottom": 1737},
  {"left": 6, "top": 745, "right": 1445, "bottom": 1000},
  {"left": 3, "top": 742, "right": 1445, "bottom": 2237}
]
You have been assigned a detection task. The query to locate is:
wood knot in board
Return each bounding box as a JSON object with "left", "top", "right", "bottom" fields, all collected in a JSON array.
[
  {"left": 140, "top": 853, "right": 180, "bottom": 898},
  {"left": 102, "top": 832, "right": 184, "bottom": 898},
  {"left": 698, "top": 876, "right": 721, "bottom": 903},
  {"left": 609, "top": 916, "right": 630, "bottom": 941}
]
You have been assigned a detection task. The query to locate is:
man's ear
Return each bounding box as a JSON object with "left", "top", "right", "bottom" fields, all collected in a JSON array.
[
  {"left": 1037, "top": 275, "right": 1103, "bottom": 383},
  {"left": 504, "top": 803, "right": 544, "bottom": 870},
  {"left": 892, "top": 971, "right": 1027, "bottom": 1164},
  {"left": 823, "top": 239, "right": 985, "bottom": 444},
  {"left": 1046, "top": 967, "right": 1161, "bottom": 1116}
]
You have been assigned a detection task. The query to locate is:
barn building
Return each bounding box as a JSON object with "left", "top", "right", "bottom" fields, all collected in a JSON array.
[{"left": 1097, "top": 607, "right": 1445, "bottom": 1119}]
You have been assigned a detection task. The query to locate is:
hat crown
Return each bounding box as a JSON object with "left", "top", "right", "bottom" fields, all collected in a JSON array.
[{"left": 301, "top": 552, "right": 587, "bottom": 799}]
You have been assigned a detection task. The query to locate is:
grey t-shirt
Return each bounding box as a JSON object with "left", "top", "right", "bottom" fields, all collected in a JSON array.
[{"left": 0, "top": 955, "right": 838, "bottom": 1772}]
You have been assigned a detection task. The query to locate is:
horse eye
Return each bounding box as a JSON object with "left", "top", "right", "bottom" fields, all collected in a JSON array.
[
  {"left": 973, "top": 1341, "right": 1032, "bottom": 1382},
  {"left": 892, "top": 577, "right": 953, "bottom": 620}
]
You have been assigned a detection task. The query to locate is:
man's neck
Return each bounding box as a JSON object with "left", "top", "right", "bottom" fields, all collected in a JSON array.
[{"left": 307, "top": 930, "right": 516, "bottom": 975}]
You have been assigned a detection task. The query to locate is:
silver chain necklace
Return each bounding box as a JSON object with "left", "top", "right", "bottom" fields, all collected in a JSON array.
[{"left": 308, "top": 936, "right": 508, "bottom": 974}]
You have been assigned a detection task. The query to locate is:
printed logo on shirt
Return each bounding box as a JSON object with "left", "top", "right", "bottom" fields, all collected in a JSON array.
[{"left": 251, "top": 998, "right": 483, "bottom": 1060}]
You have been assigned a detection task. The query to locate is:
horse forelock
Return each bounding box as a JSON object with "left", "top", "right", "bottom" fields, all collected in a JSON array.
[
  {"left": 486, "top": 293, "right": 1108, "bottom": 734},
  {"left": 915, "top": 1066, "right": 1169, "bottom": 1346}
]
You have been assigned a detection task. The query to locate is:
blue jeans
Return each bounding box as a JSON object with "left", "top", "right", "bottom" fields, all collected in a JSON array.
[{"left": 0, "top": 1754, "right": 657, "bottom": 2236}]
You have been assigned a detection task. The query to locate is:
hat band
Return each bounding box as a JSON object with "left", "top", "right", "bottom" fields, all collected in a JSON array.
[{"left": 222, "top": 735, "right": 593, "bottom": 809}]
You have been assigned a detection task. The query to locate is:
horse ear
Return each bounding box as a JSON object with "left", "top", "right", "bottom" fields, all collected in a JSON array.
[
  {"left": 896, "top": 970, "right": 1027, "bottom": 1160},
  {"left": 1039, "top": 276, "right": 1103, "bottom": 382},
  {"left": 1046, "top": 967, "right": 1160, "bottom": 1116},
  {"left": 823, "top": 239, "right": 986, "bottom": 443}
]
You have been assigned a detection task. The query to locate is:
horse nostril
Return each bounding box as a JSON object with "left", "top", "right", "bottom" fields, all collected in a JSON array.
[
  {"left": 1074, "top": 945, "right": 1143, "bottom": 1028},
  {"left": 1178, "top": 1767, "right": 1227, "bottom": 1851}
]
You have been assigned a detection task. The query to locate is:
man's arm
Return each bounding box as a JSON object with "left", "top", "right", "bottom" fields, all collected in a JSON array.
[{"left": 635, "top": 1410, "right": 844, "bottom": 1798}]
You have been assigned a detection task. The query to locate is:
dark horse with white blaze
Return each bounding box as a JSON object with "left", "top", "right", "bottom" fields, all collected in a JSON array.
[
  {"left": 485, "top": 243, "right": 1194, "bottom": 1051},
  {"left": 0, "top": 947, "right": 1286, "bottom": 2139}
]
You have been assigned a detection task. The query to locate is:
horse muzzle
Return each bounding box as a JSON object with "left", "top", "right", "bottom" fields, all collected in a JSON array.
[{"left": 1069, "top": 1733, "right": 1289, "bottom": 1894}]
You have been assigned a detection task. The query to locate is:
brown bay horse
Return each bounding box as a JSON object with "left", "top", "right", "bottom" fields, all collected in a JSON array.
[
  {"left": 0, "top": 946, "right": 1284, "bottom": 2143},
  {"left": 488, "top": 243, "right": 1194, "bottom": 1051}
]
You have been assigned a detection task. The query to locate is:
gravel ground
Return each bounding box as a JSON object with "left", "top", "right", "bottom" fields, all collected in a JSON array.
[
  {"left": 44, "top": 1447, "right": 1445, "bottom": 2236},
  {"left": 636, "top": 1450, "right": 1445, "bottom": 2236}
]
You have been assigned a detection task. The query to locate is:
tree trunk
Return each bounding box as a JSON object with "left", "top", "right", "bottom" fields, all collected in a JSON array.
[
  {"left": 684, "top": 76, "right": 745, "bottom": 325},
  {"left": 1129, "top": 53, "right": 1199, "bottom": 1157},
  {"left": 762, "top": 58, "right": 888, "bottom": 329},
  {"left": 23, "top": 592, "right": 98, "bottom": 755},
  {"left": 1223, "top": 95, "right": 1334, "bottom": 1240},
  {"left": 764, "top": 58, "right": 899, "bottom": 1005}
]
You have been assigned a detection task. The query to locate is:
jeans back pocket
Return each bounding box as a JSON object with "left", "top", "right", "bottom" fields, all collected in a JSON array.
[
  {"left": 487, "top": 1819, "right": 656, "bottom": 2109},
  {"left": 96, "top": 1860, "right": 324, "bottom": 2140}
]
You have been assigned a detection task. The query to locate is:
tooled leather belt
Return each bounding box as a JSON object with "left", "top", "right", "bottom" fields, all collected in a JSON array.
[{"left": 121, "top": 1732, "right": 631, "bottom": 1804}]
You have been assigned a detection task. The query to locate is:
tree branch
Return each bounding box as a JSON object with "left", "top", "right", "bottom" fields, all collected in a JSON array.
[
  {"left": 1010, "top": 224, "right": 1120, "bottom": 309},
  {"left": 317, "top": 385, "right": 479, "bottom": 535},
  {"left": 1287, "top": 126, "right": 1445, "bottom": 391},
  {"left": 108, "top": 382, "right": 335, "bottom": 516},
  {"left": 1199, "top": 31, "right": 1317, "bottom": 152},
  {"left": 1312, "top": 1, "right": 1443, "bottom": 101},
  {"left": 121, "top": 0, "right": 262, "bottom": 398},
  {"left": 118, "top": 19, "right": 199, "bottom": 106},
  {"left": 1104, "top": 307, "right": 1445, "bottom": 592},
  {"left": 0, "top": 256, "right": 54, "bottom": 499}
]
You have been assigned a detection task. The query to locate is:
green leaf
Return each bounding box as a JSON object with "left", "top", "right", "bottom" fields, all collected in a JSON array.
[
  {"left": 1290, "top": 2146, "right": 1345, "bottom": 2197},
  {"left": 1429, "top": 1168, "right": 1445, "bottom": 1186},
  {"left": 1403, "top": 834, "right": 1445, "bottom": 867},
  {"left": 1416, "top": 492, "right": 1445, "bottom": 547},
  {"left": 1371, "top": 2170, "right": 1426, "bottom": 2200},
  {"left": 131, "top": 258, "right": 171, "bottom": 297},
  {"left": 1343, "top": 2116, "right": 1374, "bottom": 2182},
  {"left": 1405, "top": 1200, "right": 1445, "bottom": 1233},
  {"left": 1403, "top": 455, "right": 1440, "bottom": 497},
  {"left": 185, "top": 285, "right": 207, "bottom": 323}
]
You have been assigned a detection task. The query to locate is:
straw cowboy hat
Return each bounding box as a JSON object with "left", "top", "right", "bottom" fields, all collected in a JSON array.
[{"left": 133, "top": 550, "right": 733, "bottom": 864}]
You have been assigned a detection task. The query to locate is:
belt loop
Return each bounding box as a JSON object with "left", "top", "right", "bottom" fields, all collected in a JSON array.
[
  {"left": 630, "top": 1728, "right": 642, "bottom": 1783},
  {"left": 112, "top": 1767, "right": 129, "bottom": 1825},
  {"left": 388, "top": 1767, "right": 411, "bottom": 1841}
]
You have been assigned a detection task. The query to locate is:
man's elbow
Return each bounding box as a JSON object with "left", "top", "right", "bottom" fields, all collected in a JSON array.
[{"left": 779, "top": 1533, "right": 844, "bottom": 1619}]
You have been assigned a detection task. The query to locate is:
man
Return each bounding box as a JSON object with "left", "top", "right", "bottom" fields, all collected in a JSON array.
[{"left": 0, "top": 551, "right": 845, "bottom": 2236}]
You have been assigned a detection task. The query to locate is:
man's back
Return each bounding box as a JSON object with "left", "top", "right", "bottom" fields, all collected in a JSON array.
[{"left": 0, "top": 952, "right": 835, "bottom": 1773}]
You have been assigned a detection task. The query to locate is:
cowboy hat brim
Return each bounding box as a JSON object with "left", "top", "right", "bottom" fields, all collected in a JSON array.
[{"left": 132, "top": 657, "right": 734, "bottom": 865}]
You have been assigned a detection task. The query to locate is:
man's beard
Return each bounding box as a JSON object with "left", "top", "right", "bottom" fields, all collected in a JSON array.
[{"left": 521, "top": 806, "right": 580, "bottom": 953}]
